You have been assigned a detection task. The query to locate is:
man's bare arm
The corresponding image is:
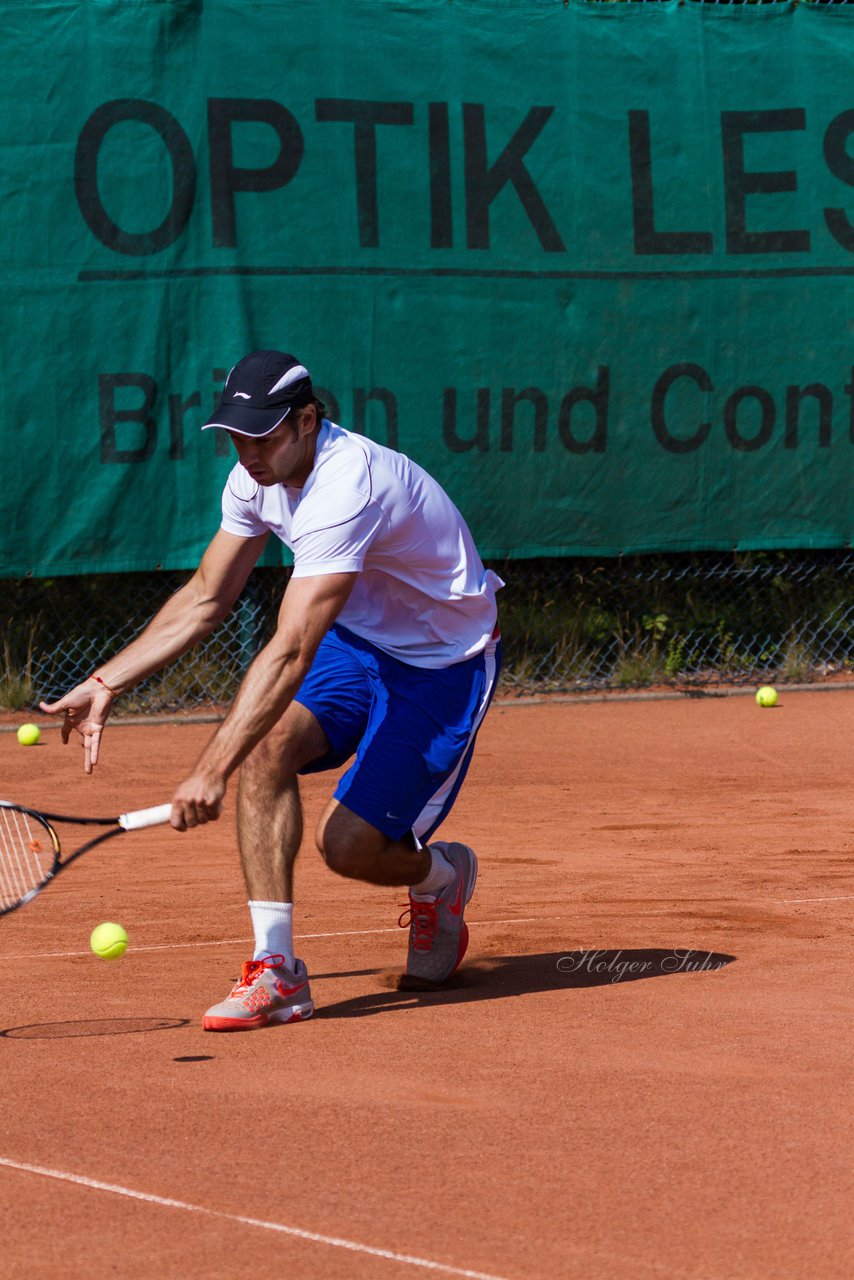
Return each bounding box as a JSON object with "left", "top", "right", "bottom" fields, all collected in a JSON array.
[
  {"left": 39, "top": 529, "right": 269, "bottom": 771},
  {"left": 170, "top": 571, "right": 356, "bottom": 829},
  {"left": 87, "top": 529, "right": 270, "bottom": 694}
]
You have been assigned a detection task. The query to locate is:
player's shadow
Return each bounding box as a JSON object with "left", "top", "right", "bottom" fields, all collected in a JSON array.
[{"left": 316, "top": 947, "right": 737, "bottom": 1019}]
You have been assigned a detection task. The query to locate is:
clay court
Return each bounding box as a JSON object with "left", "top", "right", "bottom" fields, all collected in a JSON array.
[{"left": 0, "top": 690, "right": 851, "bottom": 1280}]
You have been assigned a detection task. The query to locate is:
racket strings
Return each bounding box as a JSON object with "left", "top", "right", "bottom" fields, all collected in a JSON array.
[{"left": 0, "top": 807, "right": 55, "bottom": 909}]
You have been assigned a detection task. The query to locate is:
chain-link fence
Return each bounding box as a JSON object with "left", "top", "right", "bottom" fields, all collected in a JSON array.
[
  {"left": 3, "top": 550, "right": 854, "bottom": 711},
  {"left": 495, "top": 551, "right": 854, "bottom": 694}
]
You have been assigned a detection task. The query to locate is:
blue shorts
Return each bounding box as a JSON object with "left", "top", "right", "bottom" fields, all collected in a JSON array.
[{"left": 294, "top": 623, "right": 501, "bottom": 842}]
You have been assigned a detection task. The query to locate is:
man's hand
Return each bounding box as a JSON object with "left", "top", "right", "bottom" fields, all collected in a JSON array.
[
  {"left": 39, "top": 679, "right": 114, "bottom": 774},
  {"left": 169, "top": 770, "right": 226, "bottom": 830}
]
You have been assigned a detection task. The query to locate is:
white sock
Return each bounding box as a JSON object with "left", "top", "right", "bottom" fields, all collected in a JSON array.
[
  {"left": 410, "top": 844, "right": 455, "bottom": 901},
  {"left": 248, "top": 900, "right": 294, "bottom": 968}
]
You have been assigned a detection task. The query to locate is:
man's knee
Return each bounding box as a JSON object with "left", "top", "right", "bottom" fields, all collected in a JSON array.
[
  {"left": 317, "top": 807, "right": 388, "bottom": 879},
  {"left": 242, "top": 728, "right": 296, "bottom": 783},
  {"left": 318, "top": 826, "right": 368, "bottom": 878},
  {"left": 241, "top": 704, "right": 328, "bottom": 786}
]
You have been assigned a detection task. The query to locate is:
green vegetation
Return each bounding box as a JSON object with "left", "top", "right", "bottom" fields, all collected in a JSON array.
[
  {"left": 0, "top": 603, "right": 41, "bottom": 711},
  {"left": 0, "top": 635, "right": 35, "bottom": 711},
  {"left": 491, "top": 549, "right": 854, "bottom": 693}
]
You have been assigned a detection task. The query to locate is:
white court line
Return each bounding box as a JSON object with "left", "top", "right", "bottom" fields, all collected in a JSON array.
[
  {"left": 0, "top": 1156, "right": 510, "bottom": 1280},
  {"left": 0, "top": 917, "right": 556, "bottom": 961},
  {"left": 775, "top": 894, "right": 854, "bottom": 904},
  {"left": 2, "top": 896, "right": 851, "bottom": 964}
]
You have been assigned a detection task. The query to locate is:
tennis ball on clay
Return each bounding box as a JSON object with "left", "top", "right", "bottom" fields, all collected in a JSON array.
[
  {"left": 90, "top": 921, "right": 128, "bottom": 960},
  {"left": 755, "top": 686, "right": 778, "bottom": 708},
  {"left": 16, "top": 723, "right": 41, "bottom": 746}
]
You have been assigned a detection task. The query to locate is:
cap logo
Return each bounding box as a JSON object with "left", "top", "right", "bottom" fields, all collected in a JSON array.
[{"left": 232, "top": 391, "right": 252, "bottom": 400}]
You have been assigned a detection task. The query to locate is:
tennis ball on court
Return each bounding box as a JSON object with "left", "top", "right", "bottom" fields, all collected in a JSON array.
[
  {"left": 90, "top": 922, "right": 128, "bottom": 960},
  {"left": 755, "top": 686, "right": 778, "bottom": 708},
  {"left": 16, "top": 723, "right": 40, "bottom": 746}
]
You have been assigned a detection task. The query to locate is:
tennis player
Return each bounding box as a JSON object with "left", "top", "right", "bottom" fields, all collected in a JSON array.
[{"left": 42, "top": 350, "right": 502, "bottom": 1030}]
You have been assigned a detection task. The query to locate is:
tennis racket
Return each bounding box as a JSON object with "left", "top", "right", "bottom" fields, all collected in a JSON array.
[{"left": 0, "top": 800, "right": 172, "bottom": 917}]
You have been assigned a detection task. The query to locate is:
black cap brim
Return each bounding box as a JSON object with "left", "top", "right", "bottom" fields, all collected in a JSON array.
[{"left": 200, "top": 403, "right": 293, "bottom": 438}]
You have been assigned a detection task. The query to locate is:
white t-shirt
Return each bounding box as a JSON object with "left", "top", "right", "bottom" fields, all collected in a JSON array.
[{"left": 220, "top": 421, "right": 502, "bottom": 668}]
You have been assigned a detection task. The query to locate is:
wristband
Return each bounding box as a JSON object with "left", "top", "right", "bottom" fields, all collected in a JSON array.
[{"left": 89, "top": 673, "right": 119, "bottom": 697}]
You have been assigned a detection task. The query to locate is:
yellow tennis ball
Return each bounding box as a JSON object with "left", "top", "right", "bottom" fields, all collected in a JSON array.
[
  {"left": 16, "top": 723, "right": 40, "bottom": 746},
  {"left": 755, "top": 686, "right": 778, "bottom": 708},
  {"left": 90, "top": 922, "right": 128, "bottom": 960}
]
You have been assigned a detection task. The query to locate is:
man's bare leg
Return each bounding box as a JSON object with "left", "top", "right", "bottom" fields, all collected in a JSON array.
[
  {"left": 237, "top": 771, "right": 303, "bottom": 901},
  {"left": 236, "top": 700, "right": 330, "bottom": 898},
  {"left": 316, "top": 799, "right": 473, "bottom": 991},
  {"left": 202, "top": 703, "right": 330, "bottom": 1030},
  {"left": 316, "top": 799, "right": 431, "bottom": 885}
]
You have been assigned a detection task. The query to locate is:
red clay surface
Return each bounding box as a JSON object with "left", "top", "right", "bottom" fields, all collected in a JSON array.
[{"left": 1, "top": 692, "right": 852, "bottom": 1280}]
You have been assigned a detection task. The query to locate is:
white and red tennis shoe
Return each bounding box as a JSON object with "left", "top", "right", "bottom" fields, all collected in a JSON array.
[
  {"left": 399, "top": 841, "right": 478, "bottom": 990},
  {"left": 202, "top": 954, "right": 314, "bottom": 1031}
]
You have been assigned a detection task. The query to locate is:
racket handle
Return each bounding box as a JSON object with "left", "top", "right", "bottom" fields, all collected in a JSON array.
[{"left": 118, "top": 803, "right": 173, "bottom": 831}]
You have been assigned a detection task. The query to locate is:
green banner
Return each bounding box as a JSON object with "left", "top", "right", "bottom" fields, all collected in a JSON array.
[{"left": 1, "top": 0, "right": 853, "bottom": 575}]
